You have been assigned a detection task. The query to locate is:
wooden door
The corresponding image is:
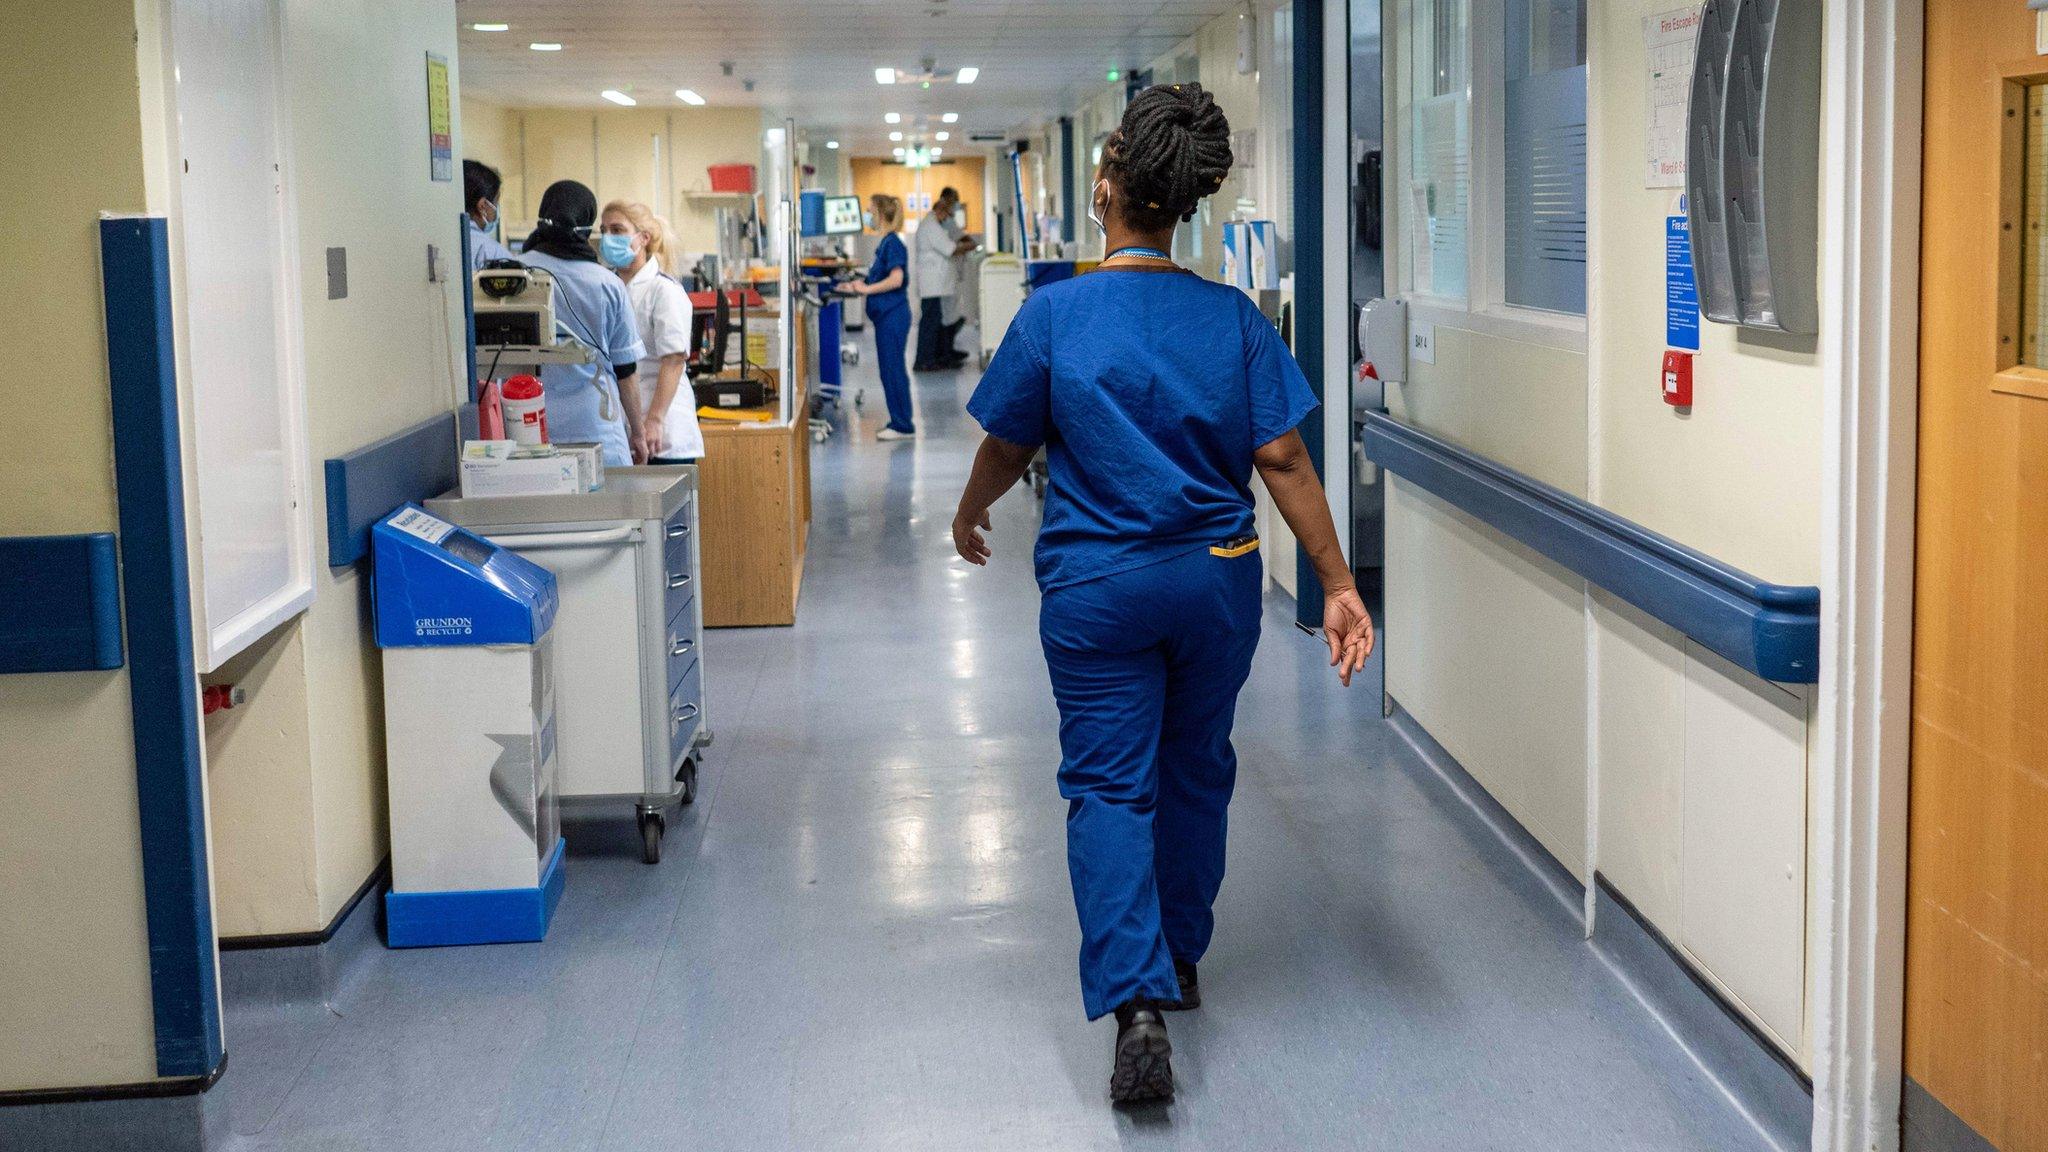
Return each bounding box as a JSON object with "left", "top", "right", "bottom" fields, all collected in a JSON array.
[
  {"left": 1911, "top": 3, "right": 2048, "bottom": 1148},
  {"left": 848, "top": 156, "right": 986, "bottom": 225}
]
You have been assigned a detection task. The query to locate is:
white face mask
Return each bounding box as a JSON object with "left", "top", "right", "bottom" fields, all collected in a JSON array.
[{"left": 1088, "top": 179, "right": 1109, "bottom": 234}]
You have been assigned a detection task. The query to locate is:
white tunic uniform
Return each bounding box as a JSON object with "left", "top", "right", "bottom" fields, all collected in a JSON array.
[{"left": 624, "top": 259, "right": 704, "bottom": 461}]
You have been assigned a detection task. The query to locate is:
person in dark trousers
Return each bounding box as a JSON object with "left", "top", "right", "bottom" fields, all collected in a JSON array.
[
  {"left": 952, "top": 83, "right": 1374, "bottom": 1105},
  {"left": 913, "top": 186, "right": 977, "bottom": 370}
]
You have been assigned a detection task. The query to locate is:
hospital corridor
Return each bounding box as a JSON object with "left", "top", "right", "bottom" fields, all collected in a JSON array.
[{"left": 2, "top": 0, "right": 2044, "bottom": 1150}]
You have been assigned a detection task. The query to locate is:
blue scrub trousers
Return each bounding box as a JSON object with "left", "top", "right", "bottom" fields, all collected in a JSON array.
[
  {"left": 870, "top": 301, "right": 915, "bottom": 433},
  {"left": 1039, "top": 545, "right": 1264, "bottom": 1020}
]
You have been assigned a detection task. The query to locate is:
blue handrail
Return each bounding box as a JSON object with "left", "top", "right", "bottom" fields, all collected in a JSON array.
[
  {"left": 0, "top": 533, "right": 124, "bottom": 673},
  {"left": 324, "top": 413, "right": 459, "bottom": 568},
  {"left": 1361, "top": 413, "right": 1819, "bottom": 683}
]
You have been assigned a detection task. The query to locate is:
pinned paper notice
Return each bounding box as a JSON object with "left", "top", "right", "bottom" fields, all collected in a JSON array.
[{"left": 1645, "top": 8, "right": 1701, "bottom": 188}]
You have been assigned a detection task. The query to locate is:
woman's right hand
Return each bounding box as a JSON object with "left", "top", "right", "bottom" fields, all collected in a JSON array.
[
  {"left": 952, "top": 508, "right": 992, "bottom": 565},
  {"left": 1322, "top": 586, "right": 1375, "bottom": 687}
]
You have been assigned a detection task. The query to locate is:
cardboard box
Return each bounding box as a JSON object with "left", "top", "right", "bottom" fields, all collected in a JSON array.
[
  {"left": 554, "top": 442, "right": 605, "bottom": 492},
  {"left": 459, "top": 441, "right": 582, "bottom": 498}
]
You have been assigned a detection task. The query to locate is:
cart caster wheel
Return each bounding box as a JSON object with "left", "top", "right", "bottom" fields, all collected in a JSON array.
[
  {"left": 677, "top": 757, "right": 698, "bottom": 806},
  {"left": 638, "top": 810, "right": 665, "bottom": 864}
]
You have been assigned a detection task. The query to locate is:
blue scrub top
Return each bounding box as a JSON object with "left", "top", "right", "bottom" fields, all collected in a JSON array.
[
  {"left": 468, "top": 219, "right": 515, "bottom": 271},
  {"left": 968, "top": 270, "right": 1318, "bottom": 592},
  {"left": 864, "top": 232, "right": 910, "bottom": 320},
  {"left": 515, "top": 249, "right": 646, "bottom": 467}
]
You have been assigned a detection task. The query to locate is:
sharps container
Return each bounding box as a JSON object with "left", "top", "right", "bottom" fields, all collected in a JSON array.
[{"left": 371, "top": 505, "right": 565, "bottom": 947}]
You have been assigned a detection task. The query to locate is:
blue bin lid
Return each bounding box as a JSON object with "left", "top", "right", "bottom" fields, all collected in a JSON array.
[{"left": 371, "top": 505, "right": 558, "bottom": 648}]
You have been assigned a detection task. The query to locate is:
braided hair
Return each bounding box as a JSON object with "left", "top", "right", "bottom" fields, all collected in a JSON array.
[{"left": 1101, "top": 83, "right": 1233, "bottom": 232}]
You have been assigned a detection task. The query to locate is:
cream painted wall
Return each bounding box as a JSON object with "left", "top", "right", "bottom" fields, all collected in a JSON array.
[
  {"left": 1588, "top": 8, "right": 1822, "bottom": 585},
  {"left": 0, "top": 0, "right": 165, "bottom": 1093},
  {"left": 1584, "top": 0, "right": 1821, "bottom": 1062},
  {"left": 456, "top": 102, "right": 764, "bottom": 254},
  {"left": 1388, "top": 482, "right": 1590, "bottom": 873},
  {"left": 1376, "top": 0, "right": 1823, "bottom": 1066},
  {"left": 202, "top": 0, "right": 468, "bottom": 937}
]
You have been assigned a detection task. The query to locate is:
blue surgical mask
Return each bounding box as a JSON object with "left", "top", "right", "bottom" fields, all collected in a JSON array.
[{"left": 598, "top": 233, "right": 634, "bottom": 269}]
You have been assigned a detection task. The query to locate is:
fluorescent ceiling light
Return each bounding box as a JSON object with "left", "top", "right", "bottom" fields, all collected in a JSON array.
[
  {"left": 885, "top": 112, "right": 901, "bottom": 124},
  {"left": 875, "top": 67, "right": 896, "bottom": 84},
  {"left": 889, "top": 131, "right": 903, "bottom": 141},
  {"left": 826, "top": 140, "right": 840, "bottom": 150},
  {"left": 529, "top": 42, "right": 562, "bottom": 51},
  {"left": 675, "top": 88, "right": 705, "bottom": 105},
  {"left": 602, "top": 89, "right": 636, "bottom": 105},
  {"left": 956, "top": 67, "right": 979, "bottom": 84},
  {"left": 471, "top": 22, "right": 509, "bottom": 32},
  {"left": 935, "top": 131, "right": 949, "bottom": 142},
  {"left": 942, "top": 112, "right": 959, "bottom": 123}
]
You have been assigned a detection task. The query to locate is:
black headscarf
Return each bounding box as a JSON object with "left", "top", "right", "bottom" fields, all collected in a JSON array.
[{"left": 522, "top": 180, "right": 600, "bottom": 264}]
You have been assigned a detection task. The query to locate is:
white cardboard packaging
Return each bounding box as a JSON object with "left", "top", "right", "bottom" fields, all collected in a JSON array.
[
  {"left": 460, "top": 441, "right": 582, "bottom": 498},
  {"left": 554, "top": 442, "right": 605, "bottom": 492}
]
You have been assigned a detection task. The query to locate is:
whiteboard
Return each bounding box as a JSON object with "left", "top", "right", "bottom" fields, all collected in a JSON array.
[{"left": 162, "top": 0, "right": 315, "bottom": 671}]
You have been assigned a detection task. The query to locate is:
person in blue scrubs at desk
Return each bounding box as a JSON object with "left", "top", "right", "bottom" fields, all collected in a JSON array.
[
  {"left": 518, "top": 180, "right": 647, "bottom": 466},
  {"left": 463, "top": 160, "right": 514, "bottom": 271},
  {"left": 952, "top": 82, "right": 1375, "bottom": 1105},
  {"left": 845, "top": 194, "right": 916, "bottom": 441}
]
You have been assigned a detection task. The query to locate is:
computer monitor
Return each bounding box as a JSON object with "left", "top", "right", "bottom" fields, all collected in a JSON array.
[{"left": 823, "top": 195, "right": 864, "bottom": 236}]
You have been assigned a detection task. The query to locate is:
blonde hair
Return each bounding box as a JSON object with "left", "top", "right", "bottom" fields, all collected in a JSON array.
[
  {"left": 601, "top": 199, "right": 682, "bottom": 274},
  {"left": 868, "top": 193, "right": 902, "bottom": 230}
]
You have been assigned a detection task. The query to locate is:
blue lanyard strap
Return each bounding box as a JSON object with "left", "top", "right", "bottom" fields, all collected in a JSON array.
[{"left": 1106, "top": 246, "right": 1171, "bottom": 261}]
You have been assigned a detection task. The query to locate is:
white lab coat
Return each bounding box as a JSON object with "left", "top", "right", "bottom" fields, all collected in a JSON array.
[
  {"left": 914, "top": 211, "right": 959, "bottom": 299},
  {"left": 624, "top": 259, "right": 704, "bottom": 461}
]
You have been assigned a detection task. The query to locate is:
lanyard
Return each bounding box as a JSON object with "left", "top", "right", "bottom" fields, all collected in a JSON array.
[{"left": 1106, "top": 246, "right": 1171, "bottom": 261}]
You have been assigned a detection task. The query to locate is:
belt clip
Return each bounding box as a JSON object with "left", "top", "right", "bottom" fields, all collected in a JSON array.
[{"left": 1209, "top": 535, "right": 1260, "bottom": 559}]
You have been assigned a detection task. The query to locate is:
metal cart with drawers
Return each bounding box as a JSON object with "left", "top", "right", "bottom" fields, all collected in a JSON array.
[{"left": 428, "top": 467, "right": 708, "bottom": 863}]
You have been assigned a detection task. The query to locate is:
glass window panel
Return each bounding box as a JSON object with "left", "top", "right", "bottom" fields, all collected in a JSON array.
[
  {"left": 2023, "top": 84, "right": 2048, "bottom": 368},
  {"left": 1503, "top": 0, "right": 1586, "bottom": 314},
  {"left": 1406, "top": 0, "right": 1470, "bottom": 300}
]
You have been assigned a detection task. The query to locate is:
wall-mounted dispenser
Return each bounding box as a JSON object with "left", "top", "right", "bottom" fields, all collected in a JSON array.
[{"left": 1685, "top": 0, "right": 1822, "bottom": 335}]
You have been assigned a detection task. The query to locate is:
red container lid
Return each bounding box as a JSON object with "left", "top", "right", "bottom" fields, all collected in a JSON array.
[{"left": 502, "top": 374, "right": 543, "bottom": 400}]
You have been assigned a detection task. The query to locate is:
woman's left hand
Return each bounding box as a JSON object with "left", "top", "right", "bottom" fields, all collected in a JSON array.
[{"left": 953, "top": 508, "right": 993, "bottom": 565}]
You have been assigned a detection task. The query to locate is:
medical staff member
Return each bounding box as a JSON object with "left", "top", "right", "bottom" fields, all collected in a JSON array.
[
  {"left": 463, "top": 160, "right": 514, "bottom": 270},
  {"left": 600, "top": 199, "right": 703, "bottom": 464},
  {"left": 519, "top": 180, "right": 646, "bottom": 466},
  {"left": 846, "top": 194, "right": 915, "bottom": 441},
  {"left": 952, "top": 83, "right": 1373, "bottom": 1105},
  {"left": 912, "top": 186, "right": 975, "bottom": 370}
]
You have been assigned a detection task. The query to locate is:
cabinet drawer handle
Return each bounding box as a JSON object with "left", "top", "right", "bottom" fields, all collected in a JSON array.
[
  {"left": 673, "top": 702, "right": 699, "bottom": 722},
  {"left": 667, "top": 522, "right": 689, "bottom": 539},
  {"left": 667, "top": 572, "right": 691, "bottom": 589},
  {"left": 670, "top": 635, "right": 694, "bottom": 658}
]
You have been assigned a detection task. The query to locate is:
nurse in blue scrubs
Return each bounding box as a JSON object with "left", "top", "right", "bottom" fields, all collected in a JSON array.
[
  {"left": 463, "top": 160, "right": 514, "bottom": 271},
  {"left": 518, "top": 180, "right": 648, "bottom": 466},
  {"left": 953, "top": 83, "right": 1374, "bottom": 1105},
  {"left": 846, "top": 193, "right": 917, "bottom": 441}
]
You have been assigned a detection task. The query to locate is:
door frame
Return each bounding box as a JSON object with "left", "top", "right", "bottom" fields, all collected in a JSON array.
[{"left": 1811, "top": 1, "right": 1921, "bottom": 1149}]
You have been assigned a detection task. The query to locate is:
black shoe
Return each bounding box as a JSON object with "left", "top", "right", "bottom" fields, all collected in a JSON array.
[
  {"left": 1109, "top": 1000, "right": 1174, "bottom": 1104},
  {"left": 1159, "top": 960, "right": 1200, "bottom": 1011}
]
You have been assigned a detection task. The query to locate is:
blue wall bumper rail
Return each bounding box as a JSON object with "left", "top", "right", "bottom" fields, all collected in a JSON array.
[
  {"left": 324, "top": 413, "right": 459, "bottom": 568},
  {"left": 1361, "top": 413, "right": 1820, "bottom": 683},
  {"left": 0, "top": 533, "right": 124, "bottom": 673}
]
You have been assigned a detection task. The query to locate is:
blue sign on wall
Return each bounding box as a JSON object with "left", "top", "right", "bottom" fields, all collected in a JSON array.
[{"left": 1666, "top": 208, "right": 1700, "bottom": 351}]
